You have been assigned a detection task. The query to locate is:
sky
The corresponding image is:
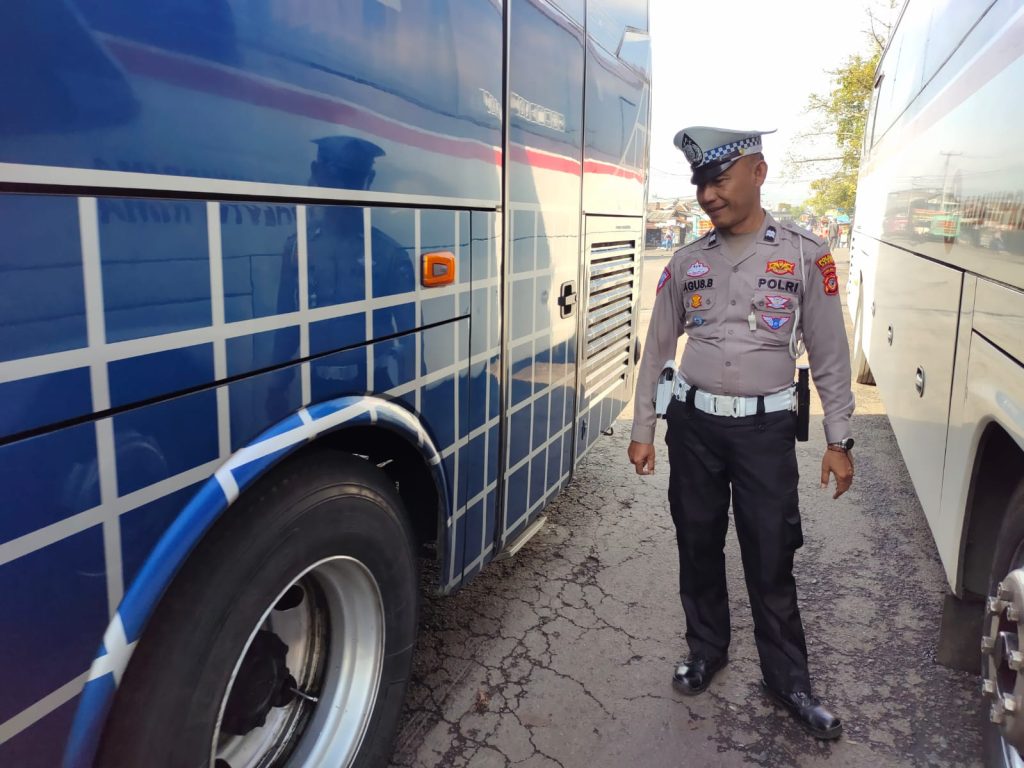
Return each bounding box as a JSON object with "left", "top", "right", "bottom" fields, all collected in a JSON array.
[{"left": 648, "top": 0, "right": 898, "bottom": 206}]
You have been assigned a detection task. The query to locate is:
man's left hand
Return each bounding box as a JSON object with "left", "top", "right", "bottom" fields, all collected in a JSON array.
[{"left": 820, "top": 448, "right": 854, "bottom": 499}]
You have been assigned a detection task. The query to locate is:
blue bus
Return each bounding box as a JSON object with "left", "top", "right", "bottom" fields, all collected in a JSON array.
[{"left": 0, "top": 1, "right": 650, "bottom": 766}]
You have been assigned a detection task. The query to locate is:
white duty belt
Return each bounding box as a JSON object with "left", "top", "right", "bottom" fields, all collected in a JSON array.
[{"left": 672, "top": 375, "right": 797, "bottom": 418}]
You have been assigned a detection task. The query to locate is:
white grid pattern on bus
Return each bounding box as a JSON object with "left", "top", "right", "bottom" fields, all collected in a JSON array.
[
  {"left": 500, "top": 206, "right": 575, "bottom": 546},
  {"left": 0, "top": 199, "right": 493, "bottom": 749}
]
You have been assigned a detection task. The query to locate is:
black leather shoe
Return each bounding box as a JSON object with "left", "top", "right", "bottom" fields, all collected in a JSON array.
[
  {"left": 760, "top": 681, "right": 843, "bottom": 740},
  {"left": 671, "top": 655, "right": 727, "bottom": 695}
]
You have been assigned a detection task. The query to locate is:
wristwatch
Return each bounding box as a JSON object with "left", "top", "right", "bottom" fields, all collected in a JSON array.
[{"left": 827, "top": 437, "right": 854, "bottom": 453}]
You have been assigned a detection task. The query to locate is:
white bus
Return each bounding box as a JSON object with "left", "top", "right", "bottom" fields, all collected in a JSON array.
[{"left": 851, "top": 0, "right": 1024, "bottom": 763}]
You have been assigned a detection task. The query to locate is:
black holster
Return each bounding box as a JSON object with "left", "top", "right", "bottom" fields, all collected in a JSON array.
[{"left": 795, "top": 364, "right": 810, "bottom": 442}]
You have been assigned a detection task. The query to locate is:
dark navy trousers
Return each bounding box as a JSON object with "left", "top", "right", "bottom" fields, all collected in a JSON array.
[{"left": 664, "top": 396, "right": 811, "bottom": 695}]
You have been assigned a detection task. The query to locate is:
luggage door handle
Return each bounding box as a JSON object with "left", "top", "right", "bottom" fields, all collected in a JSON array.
[{"left": 558, "top": 281, "right": 577, "bottom": 318}]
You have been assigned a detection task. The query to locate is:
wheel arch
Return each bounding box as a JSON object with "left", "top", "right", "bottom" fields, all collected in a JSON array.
[
  {"left": 959, "top": 420, "right": 1024, "bottom": 598},
  {"left": 61, "top": 395, "right": 450, "bottom": 768}
]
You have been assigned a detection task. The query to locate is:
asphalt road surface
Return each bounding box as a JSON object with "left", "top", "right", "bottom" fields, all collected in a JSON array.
[{"left": 389, "top": 246, "right": 983, "bottom": 768}]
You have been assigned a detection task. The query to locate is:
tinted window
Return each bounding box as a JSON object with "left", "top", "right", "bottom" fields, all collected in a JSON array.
[
  {"left": 588, "top": 0, "right": 648, "bottom": 56},
  {"left": 872, "top": 1, "right": 927, "bottom": 141},
  {"left": 922, "top": 0, "right": 993, "bottom": 84}
]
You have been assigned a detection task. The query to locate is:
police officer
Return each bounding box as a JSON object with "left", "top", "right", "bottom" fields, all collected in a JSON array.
[{"left": 627, "top": 127, "right": 854, "bottom": 740}]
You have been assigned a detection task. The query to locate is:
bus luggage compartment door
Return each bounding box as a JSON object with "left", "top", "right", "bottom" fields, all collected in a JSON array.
[{"left": 870, "top": 244, "right": 962, "bottom": 523}]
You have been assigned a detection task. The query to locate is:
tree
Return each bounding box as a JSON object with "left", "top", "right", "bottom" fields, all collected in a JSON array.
[{"left": 790, "top": 2, "right": 895, "bottom": 215}]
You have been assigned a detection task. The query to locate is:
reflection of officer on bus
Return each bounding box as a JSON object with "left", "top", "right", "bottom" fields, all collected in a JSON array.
[
  {"left": 628, "top": 127, "right": 854, "bottom": 740},
  {"left": 269, "top": 136, "right": 395, "bottom": 413},
  {"left": 306, "top": 137, "right": 385, "bottom": 309}
]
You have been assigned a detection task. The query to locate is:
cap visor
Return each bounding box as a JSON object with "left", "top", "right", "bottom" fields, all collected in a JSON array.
[{"left": 690, "top": 159, "right": 736, "bottom": 186}]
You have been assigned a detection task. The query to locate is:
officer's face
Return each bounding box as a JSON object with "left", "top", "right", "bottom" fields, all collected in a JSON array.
[{"left": 696, "top": 155, "right": 767, "bottom": 230}]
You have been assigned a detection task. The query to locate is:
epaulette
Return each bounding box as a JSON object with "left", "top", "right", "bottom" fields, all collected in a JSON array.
[
  {"left": 778, "top": 221, "right": 825, "bottom": 248},
  {"left": 672, "top": 230, "right": 713, "bottom": 256}
]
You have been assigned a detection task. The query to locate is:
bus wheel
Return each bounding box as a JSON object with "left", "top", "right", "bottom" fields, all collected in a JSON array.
[
  {"left": 852, "top": 282, "right": 875, "bottom": 386},
  {"left": 97, "top": 451, "right": 419, "bottom": 768},
  {"left": 982, "top": 483, "right": 1024, "bottom": 767}
]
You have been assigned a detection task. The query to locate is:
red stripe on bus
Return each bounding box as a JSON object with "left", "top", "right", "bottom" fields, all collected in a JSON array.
[{"left": 104, "top": 38, "right": 642, "bottom": 183}]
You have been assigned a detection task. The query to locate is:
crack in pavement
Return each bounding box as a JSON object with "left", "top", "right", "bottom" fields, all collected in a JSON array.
[{"left": 390, "top": 413, "right": 983, "bottom": 768}]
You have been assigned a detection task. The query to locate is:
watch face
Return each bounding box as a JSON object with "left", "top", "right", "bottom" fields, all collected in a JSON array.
[{"left": 842, "top": 438, "right": 855, "bottom": 451}]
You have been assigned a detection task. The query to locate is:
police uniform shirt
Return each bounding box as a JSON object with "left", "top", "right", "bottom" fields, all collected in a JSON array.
[{"left": 631, "top": 212, "right": 854, "bottom": 444}]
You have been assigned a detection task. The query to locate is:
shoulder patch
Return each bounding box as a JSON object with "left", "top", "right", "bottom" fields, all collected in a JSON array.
[
  {"left": 657, "top": 266, "right": 671, "bottom": 294},
  {"left": 823, "top": 271, "right": 839, "bottom": 295},
  {"left": 816, "top": 251, "right": 839, "bottom": 295}
]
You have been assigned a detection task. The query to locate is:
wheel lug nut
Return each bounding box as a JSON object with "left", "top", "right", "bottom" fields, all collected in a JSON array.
[
  {"left": 1006, "top": 695, "right": 1019, "bottom": 714},
  {"left": 990, "top": 597, "right": 1008, "bottom": 615},
  {"left": 1009, "top": 606, "right": 1021, "bottom": 623},
  {"left": 983, "top": 636, "right": 996, "bottom": 654},
  {"left": 984, "top": 679, "right": 997, "bottom": 696},
  {"left": 993, "top": 701, "right": 1006, "bottom": 724},
  {"left": 1010, "top": 651, "right": 1024, "bottom": 671},
  {"left": 1000, "top": 583, "right": 1014, "bottom": 602}
]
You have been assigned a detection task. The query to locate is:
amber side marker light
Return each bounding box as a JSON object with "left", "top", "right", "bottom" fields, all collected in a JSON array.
[{"left": 422, "top": 251, "right": 456, "bottom": 287}]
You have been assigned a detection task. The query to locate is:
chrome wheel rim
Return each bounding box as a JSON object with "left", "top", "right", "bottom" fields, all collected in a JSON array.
[{"left": 211, "top": 556, "right": 385, "bottom": 768}]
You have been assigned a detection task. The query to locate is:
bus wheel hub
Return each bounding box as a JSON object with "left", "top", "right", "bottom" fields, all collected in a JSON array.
[
  {"left": 983, "top": 569, "right": 1024, "bottom": 751},
  {"left": 221, "top": 631, "right": 295, "bottom": 736}
]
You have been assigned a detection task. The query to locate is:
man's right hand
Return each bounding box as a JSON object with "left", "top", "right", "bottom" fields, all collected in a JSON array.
[{"left": 628, "top": 441, "right": 656, "bottom": 475}]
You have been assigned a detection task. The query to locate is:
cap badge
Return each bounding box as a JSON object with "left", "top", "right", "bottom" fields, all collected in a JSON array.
[{"left": 681, "top": 133, "right": 703, "bottom": 165}]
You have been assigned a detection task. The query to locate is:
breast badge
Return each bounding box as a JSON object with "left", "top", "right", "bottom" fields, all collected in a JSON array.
[
  {"left": 762, "top": 315, "right": 790, "bottom": 331},
  {"left": 686, "top": 260, "right": 710, "bottom": 277},
  {"left": 765, "top": 259, "right": 796, "bottom": 276}
]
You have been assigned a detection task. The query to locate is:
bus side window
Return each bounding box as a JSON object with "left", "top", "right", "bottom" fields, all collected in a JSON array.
[
  {"left": 922, "top": 0, "right": 992, "bottom": 86},
  {"left": 866, "top": 71, "right": 883, "bottom": 155},
  {"left": 872, "top": 1, "right": 931, "bottom": 145}
]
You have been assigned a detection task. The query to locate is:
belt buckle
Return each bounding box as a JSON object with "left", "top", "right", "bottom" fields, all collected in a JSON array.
[{"left": 714, "top": 394, "right": 740, "bottom": 418}]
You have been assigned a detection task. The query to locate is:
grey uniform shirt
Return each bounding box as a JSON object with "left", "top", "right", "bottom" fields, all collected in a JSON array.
[{"left": 631, "top": 212, "right": 854, "bottom": 445}]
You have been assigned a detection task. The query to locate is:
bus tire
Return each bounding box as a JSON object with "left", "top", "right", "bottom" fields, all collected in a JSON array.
[
  {"left": 983, "top": 481, "right": 1024, "bottom": 767},
  {"left": 96, "top": 451, "right": 419, "bottom": 768},
  {"left": 852, "top": 281, "right": 875, "bottom": 386}
]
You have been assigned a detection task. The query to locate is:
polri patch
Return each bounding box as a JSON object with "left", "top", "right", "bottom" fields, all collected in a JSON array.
[
  {"left": 766, "top": 259, "right": 796, "bottom": 276},
  {"left": 657, "top": 266, "right": 671, "bottom": 294},
  {"left": 690, "top": 293, "right": 705, "bottom": 309},
  {"left": 765, "top": 295, "right": 790, "bottom": 310},
  {"left": 823, "top": 273, "right": 839, "bottom": 295},
  {"left": 687, "top": 260, "right": 710, "bottom": 277},
  {"left": 816, "top": 253, "right": 835, "bottom": 271},
  {"left": 758, "top": 277, "right": 800, "bottom": 293},
  {"left": 764, "top": 226, "right": 777, "bottom": 242},
  {"left": 762, "top": 315, "right": 790, "bottom": 331}
]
